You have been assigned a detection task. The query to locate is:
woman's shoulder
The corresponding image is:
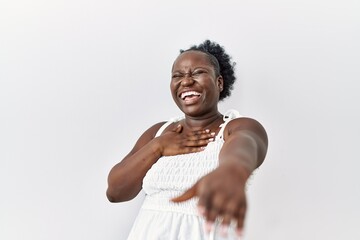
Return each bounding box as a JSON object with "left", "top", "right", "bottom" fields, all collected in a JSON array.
[
  {"left": 144, "top": 116, "right": 184, "bottom": 139},
  {"left": 223, "top": 115, "right": 267, "bottom": 141},
  {"left": 153, "top": 116, "right": 185, "bottom": 137},
  {"left": 128, "top": 121, "right": 168, "bottom": 154},
  {"left": 145, "top": 121, "right": 168, "bottom": 139},
  {"left": 225, "top": 116, "right": 262, "bottom": 129}
]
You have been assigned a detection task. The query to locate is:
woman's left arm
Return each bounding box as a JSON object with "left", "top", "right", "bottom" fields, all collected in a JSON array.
[
  {"left": 219, "top": 117, "right": 268, "bottom": 176},
  {"left": 172, "top": 117, "right": 268, "bottom": 235}
]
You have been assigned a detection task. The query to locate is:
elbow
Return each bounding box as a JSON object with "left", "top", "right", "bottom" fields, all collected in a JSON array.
[
  {"left": 106, "top": 186, "right": 137, "bottom": 203},
  {"left": 106, "top": 176, "right": 121, "bottom": 202},
  {"left": 106, "top": 172, "right": 142, "bottom": 202},
  {"left": 106, "top": 187, "right": 121, "bottom": 203},
  {"left": 106, "top": 173, "right": 126, "bottom": 202},
  {"left": 106, "top": 187, "right": 129, "bottom": 203}
]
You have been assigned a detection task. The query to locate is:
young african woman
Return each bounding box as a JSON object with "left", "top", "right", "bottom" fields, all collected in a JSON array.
[{"left": 107, "top": 40, "right": 268, "bottom": 239}]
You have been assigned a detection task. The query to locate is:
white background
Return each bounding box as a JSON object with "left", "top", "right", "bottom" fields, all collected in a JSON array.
[{"left": 1, "top": 0, "right": 359, "bottom": 239}]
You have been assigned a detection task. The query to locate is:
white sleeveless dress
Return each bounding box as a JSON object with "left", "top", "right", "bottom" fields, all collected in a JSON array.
[{"left": 127, "top": 110, "right": 242, "bottom": 240}]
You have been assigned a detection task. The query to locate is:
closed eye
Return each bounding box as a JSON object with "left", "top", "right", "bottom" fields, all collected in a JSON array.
[
  {"left": 193, "top": 69, "right": 207, "bottom": 76},
  {"left": 172, "top": 74, "right": 183, "bottom": 79}
]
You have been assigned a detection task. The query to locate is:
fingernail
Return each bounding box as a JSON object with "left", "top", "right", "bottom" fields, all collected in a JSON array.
[
  {"left": 236, "top": 228, "right": 243, "bottom": 237},
  {"left": 205, "top": 221, "right": 213, "bottom": 233},
  {"left": 197, "top": 206, "right": 205, "bottom": 215},
  {"left": 205, "top": 129, "right": 210, "bottom": 133},
  {"left": 208, "top": 138, "right": 214, "bottom": 142},
  {"left": 210, "top": 132, "right": 216, "bottom": 136},
  {"left": 220, "top": 224, "right": 228, "bottom": 237}
]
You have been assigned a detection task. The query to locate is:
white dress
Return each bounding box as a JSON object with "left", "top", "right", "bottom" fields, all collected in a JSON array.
[{"left": 127, "top": 110, "right": 242, "bottom": 240}]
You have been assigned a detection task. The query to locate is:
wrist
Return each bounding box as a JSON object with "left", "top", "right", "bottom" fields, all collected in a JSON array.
[
  {"left": 220, "top": 160, "right": 252, "bottom": 182},
  {"left": 150, "top": 137, "right": 163, "bottom": 159}
]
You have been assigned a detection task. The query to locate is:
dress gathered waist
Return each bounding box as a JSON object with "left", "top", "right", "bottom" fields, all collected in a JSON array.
[{"left": 141, "top": 192, "right": 199, "bottom": 215}]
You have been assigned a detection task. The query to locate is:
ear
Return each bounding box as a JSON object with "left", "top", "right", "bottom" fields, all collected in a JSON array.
[{"left": 217, "top": 75, "right": 224, "bottom": 92}]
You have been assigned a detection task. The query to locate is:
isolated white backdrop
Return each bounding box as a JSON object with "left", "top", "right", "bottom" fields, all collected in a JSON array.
[{"left": 1, "top": 0, "right": 359, "bottom": 239}]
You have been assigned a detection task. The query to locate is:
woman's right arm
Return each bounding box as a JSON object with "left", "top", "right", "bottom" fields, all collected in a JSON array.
[
  {"left": 106, "top": 122, "right": 216, "bottom": 202},
  {"left": 106, "top": 122, "right": 166, "bottom": 202}
]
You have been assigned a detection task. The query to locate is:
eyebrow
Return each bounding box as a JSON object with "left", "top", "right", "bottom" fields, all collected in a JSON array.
[{"left": 172, "top": 66, "right": 210, "bottom": 73}]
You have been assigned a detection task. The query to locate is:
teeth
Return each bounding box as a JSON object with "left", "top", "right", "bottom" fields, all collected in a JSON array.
[{"left": 181, "top": 91, "right": 201, "bottom": 99}]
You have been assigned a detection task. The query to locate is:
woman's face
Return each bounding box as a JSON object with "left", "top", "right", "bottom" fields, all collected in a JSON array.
[{"left": 170, "top": 51, "right": 223, "bottom": 117}]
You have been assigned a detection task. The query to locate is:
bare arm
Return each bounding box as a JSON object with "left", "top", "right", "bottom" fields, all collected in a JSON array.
[
  {"left": 106, "top": 122, "right": 216, "bottom": 202},
  {"left": 106, "top": 122, "right": 165, "bottom": 202},
  {"left": 219, "top": 117, "right": 268, "bottom": 177},
  {"left": 172, "top": 117, "right": 268, "bottom": 234}
]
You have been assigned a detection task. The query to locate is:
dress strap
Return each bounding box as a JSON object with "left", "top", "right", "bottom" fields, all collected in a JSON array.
[
  {"left": 216, "top": 109, "right": 242, "bottom": 140},
  {"left": 155, "top": 116, "right": 184, "bottom": 138},
  {"left": 155, "top": 109, "right": 241, "bottom": 139}
]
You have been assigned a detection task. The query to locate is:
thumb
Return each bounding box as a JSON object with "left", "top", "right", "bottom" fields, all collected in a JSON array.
[{"left": 171, "top": 184, "right": 197, "bottom": 203}]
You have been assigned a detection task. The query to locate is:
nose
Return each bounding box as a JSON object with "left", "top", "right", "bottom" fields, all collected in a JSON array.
[{"left": 181, "top": 74, "right": 194, "bottom": 86}]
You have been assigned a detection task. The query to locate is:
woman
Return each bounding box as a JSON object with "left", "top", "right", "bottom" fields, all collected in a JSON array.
[{"left": 107, "top": 40, "right": 268, "bottom": 239}]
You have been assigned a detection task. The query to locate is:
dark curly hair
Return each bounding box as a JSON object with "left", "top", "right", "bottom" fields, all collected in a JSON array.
[{"left": 180, "top": 40, "right": 236, "bottom": 101}]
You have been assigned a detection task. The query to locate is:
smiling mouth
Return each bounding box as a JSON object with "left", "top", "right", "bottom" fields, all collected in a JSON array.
[
  {"left": 179, "top": 91, "right": 202, "bottom": 105},
  {"left": 180, "top": 91, "right": 202, "bottom": 100}
]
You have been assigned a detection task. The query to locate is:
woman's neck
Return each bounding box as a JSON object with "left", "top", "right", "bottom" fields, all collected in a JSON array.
[{"left": 183, "top": 112, "right": 223, "bottom": 131}]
